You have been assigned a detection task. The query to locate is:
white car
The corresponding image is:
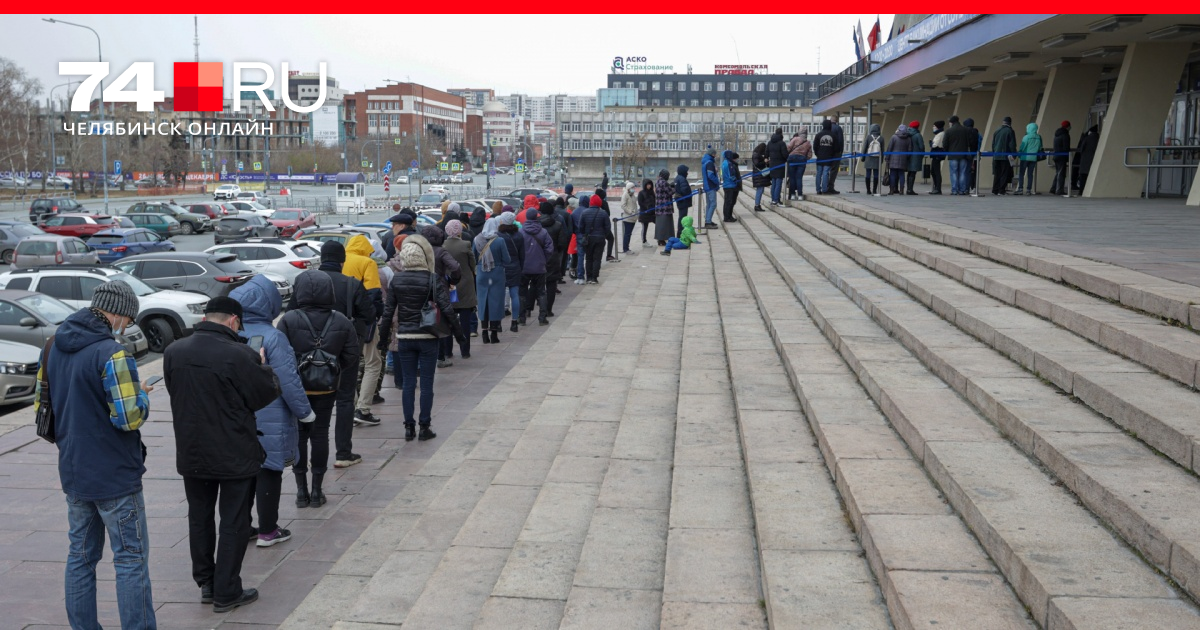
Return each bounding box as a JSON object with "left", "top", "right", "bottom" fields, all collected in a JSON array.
[
  {"left": 214, "top": 184, "right": 242, "bottom": 200},
  {"left": 395, "top": 175, "right": 409, "bottom": 185},
  {"left": 225, "top": 200, "right": 274, "bottom": 218},
  {"left": 205, "top": 238, "right": 321, "bottom": 283},
  {"left": 425, "top": 185, "right": 449, "bottom": 195},
  {"left": 44, "top": 175, "right": 73, "bottom": 188},
  {"left": 0, "top": 266, "right": 209, "bottom": 353},
  {"left": 236, "top": 191, "right": 275, "bottom": 209}
]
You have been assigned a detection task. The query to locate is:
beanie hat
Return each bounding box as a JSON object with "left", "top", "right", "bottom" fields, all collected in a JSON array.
[
  {"left": 498, "top": 212, "right": 516, "bottom": 226},
  {"left": 909, "top": 120, "right": 920, "bottom": 128},
  {"left": 949, "top": 115, "right": 960, "bottom": 124},
  {"left": 445, "top": 219, "right": 463, "bottom": 239},
  {"left": 707, "top": 146, "right": 717, "bottom": 156},
  {"left": 320, "top": 240, "right": 346, "bottom": 263},
  {"left": 91, "top": 280, "right": 139, "bottom": 319},
  {"left": 491, "top": 201, "right": 503, "bottom": 216},
  {"left": 1002, "top": 116, "right": 1012, "bottom": 124},
  {"left": 526, "top": 208, "right": 540, "bottom": 221},
  {"left": 564, "top": 183, "right": 574, "bottom": 194},
  {"left": 539, "top": 201, "right": 555, "bottom": 216},
  {"left": 1061, "top": 120, "right": 1070, "bottom": 128},
  {"left": 399, "top": 241, "right": 428, "bottom": 271},
  {"left": 204, "top": 295, "right": 243, "bottom": 320},
  {"left": 568, "top": 197, "right": 579, "bottom": 209},
  {"left": 933, "top": 120, "right": 945, "bottom": 129},
  {"left": 447, "top": 202, "right": 461, "bottom": 214}
]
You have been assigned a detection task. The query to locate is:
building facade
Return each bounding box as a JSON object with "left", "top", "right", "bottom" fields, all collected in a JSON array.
[
  {"left": 449, "top": 88, "right": 496, "bottom": 110},
  {"left": 499, "top": 94, "right": 599, "bottom": 122},
  {"left": 605, "top": 73, "right": 833, "bottom": 109},
  {"left": 286, "top": 72, "right": 349, "bottom": 106},
  {"left": 343, "top": 83, "right": 466, "bottom": 154}
]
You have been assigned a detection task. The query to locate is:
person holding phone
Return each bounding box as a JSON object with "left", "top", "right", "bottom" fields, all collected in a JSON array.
[{"left": 230, "top": 275, "right": 315, "bottom": 547}]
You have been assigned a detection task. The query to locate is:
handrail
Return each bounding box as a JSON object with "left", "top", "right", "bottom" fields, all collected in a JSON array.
[{"left": 1122, "top": 145, "right": 1200, "bottom": 200}]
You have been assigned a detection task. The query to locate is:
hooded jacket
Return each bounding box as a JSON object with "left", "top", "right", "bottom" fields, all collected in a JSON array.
[
  {"left": 942, "top": 120, "right": 972, "bottom": 155},
  {"left": 701, "top": 151, "right": 720, "bottom": 191},
  {"left": 229, "top": 274, "right": 311, "bottom": 472},
  {"left": 539, "top": 209, "right": 564, "bottom": 278},
  {"left": 766, "top": 130, "right": 789, "bottom": 177},
  {"left": 965, "top": 118, "right": 980, "bottom": 154},
  {"left": 787, "top": 133, "right": 812, "bottom": 160},
  {"left": 46, "top": 308, "right": 150, "bottom": 501},
  {"left": 673, "top": 165, "right": 692, "bottom": 209},
  {"left": 1018, "top": 123, "right": 1043, "bottom": 162},
  {"left": 1052, "top": 126, "right": 1072, "bottom": 165},
  {"left": 886, "top": 127, "right": 912, "bottom": 171},
  {"left": 290, "top": 253, "right": 373, "bottom": 344},
  {"left": 420, "top": 225, "right": 463, "bottom": 285},
  {"left": 813, "top": 121, "right": 839, "bottom": 162},
  {"left": 498, "top": 223, "right": 525, "bottom": 287},
  {"left": 379, "top": 234, "right": 463, "bottom": 341},
  {"left": 906, "top": 126, "right": 926, "bottom": 172},
  {"left": 520, "top": 214, "right": 555, "bottom": 275},
  {"left": 575, "top": 195, "right": 613, "bottom": 240},
  {"left": 679, "top": 216, "right": 698, "bottom": 247},
  {"left": 619, "top": 182, "right": 639, "bottom": 224},
  {"left": 752, "top": 144, "right": 772, "bottom": 189},
  {"left": 343, "top": 234, "right": 383, "bottom": 328},
  {"left": 1078, "top": 126, "right": 1100, "bottom": 175},
  {"left": 721, "top": 150, "right": 742, "bottom": 189},
  {"left": 654, "top": 171, "right": 674, "bottom": 213},
  {"left": 516, "top": 195, "right": 539, "bottom": 224},
  {"left": 442, "top": 230, "right": 478, "bottom": 310},
  {"left": 165, "top": 319, "right": 280, "bottom": 479},
  {"left": 277, "top": 270, "right": 362, "bottom": 395},
  {"left": 862, "top": 125, "right": 883, "bottom": 170}
]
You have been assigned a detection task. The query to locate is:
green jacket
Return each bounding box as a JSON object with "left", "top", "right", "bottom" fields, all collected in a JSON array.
[
  {"left": 1017, "top": 123, "right": 1043, "bottom": 162},
  {"left": 679, "top": 216, "right": 697, "bottom": 247}
]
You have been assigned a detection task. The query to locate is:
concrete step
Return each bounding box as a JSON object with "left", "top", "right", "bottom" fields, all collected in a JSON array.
[
  {"left": 728, "top": 200, "right": 1200, "bottom": 628},
  {"left": 804, "top": 194, "right": 1200, "bottom": 332},
  {"left": 280, "top": 262, "right": 667, "bottom": 630},
  {"left": 712, "top": 214, "right": 1031, "bottom": 629},
  {"left": 657, "top": 232, "right": 766, "bottom": 628},
  {"left": 746, "top": 199, "right": 1200, "bottom": 607},
  {"left": 774, "top": 202, "right": 1200, "bottom": 475}
]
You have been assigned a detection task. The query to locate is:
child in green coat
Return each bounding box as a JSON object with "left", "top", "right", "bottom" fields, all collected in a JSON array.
[{"left": 661, "top": 216, "right": 700, "bottom": 255}]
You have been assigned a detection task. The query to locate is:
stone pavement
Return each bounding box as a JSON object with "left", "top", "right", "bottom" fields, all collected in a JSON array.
[{"left": 0, "top": 283, "right": 583, "bottom": 629}]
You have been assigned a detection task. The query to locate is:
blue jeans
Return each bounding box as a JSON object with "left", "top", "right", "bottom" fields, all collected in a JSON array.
[
  {"left": 395, "top": 338, "right": 438, "bottom": 426},
  {"left": 787, "top": 160, "right": 806, "bottom": 196},
  {"left": 704, "top": 190, "right": 717, "bottom": 224},
  {"left": 1017, "top": 161, "right": 1036, "bottom": 192},
  {"left": 754, "top": 186, "right": 765, "bottom": 207},
  {"left": 950, "top": 159, "right": 970, "bottom": 194},
  {"left": 575, "top": 251, "right": 585, "bottom": 281},
  {"left": 770, "top": 177, "right": 783, "bottom": 203},
  {"left": 65, "top": 491, "right": 156, "bottom": 629},
  {"left": 816, "top": 164, "right": 832, "bottom": 193}
]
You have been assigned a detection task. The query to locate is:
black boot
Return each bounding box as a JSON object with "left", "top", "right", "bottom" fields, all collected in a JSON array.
[
  {"left": 405, "top": 423, "right": 416, "bottom": 441},
  {"left": 510, "top": 321, "right": 519, "bottom": 333},
  {"left": 309, "top": 473, "right": 326, "bottom": 507},
  {"left": 490, "top": 323, "right": 500, "bottom": 344},
  {"left": 418, "top": 426, "right": 437, "bottom": 441},
  {"left": 294, "top": 472, "right": 309, "bottom": 508},
  {"left": 481, "top": 328, "right": 491, "bottom": 344}
]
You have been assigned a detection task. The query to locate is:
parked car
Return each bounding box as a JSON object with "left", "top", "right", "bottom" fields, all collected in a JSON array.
[
  {"left": 125, "top": 213, "right": 182, "bottom": 238},
  {"left": 0, "top": 222, "right": 46, "bottom": 265},
  {"left": 114, "top": 252, "right": 252, "bottom": 296},
  {"left": 43, "top": 175, "right": 73, "bottom": 189},
  {"left": 421, "top": 175, "right": 436, "bottom": 184},
  {"left": 125, "top": 201, "right": 211, "bottom": 235},
  {"left": 267, "top": 208, "right": 317, "bottom": 237},
  {"left": 506, "top": 188, "right": 558, "bottom": 200},
  {"left": 87, "top": 228, "right": 176, "bottom": 263},
  {"left": 0, "top": 266, "right": 209, "bottom": 353},
  {"left": 0, "top": 289, "right": 149, "bottom": 359},
  {"left": 213, "top": 183, "right": 241, "bottom": 200},
  {"left": 0, "top": 175, "right": 30, "bottom": 189},
  {"left": 214, "top": 214, "right": 280, "bottom": 244},
  {"left": 134, "top": 176, "right": 168, "bottom": 188},
  {"left": 235, "top": 191, "right": 274, "bottom": 209},
  {"left": 185, "top": 203, "right": 234, "bottom": 220},
  {"left": 395, "top": 175, "right": 409, "bottom": 185},
  {"left": 28, "top": 197, "right": 86, "bottom": 225},
  {"left": 40, "top": 214, "right": 118, "bottom": 239},
  {"left": 300, "top": 227, "right": 388, "bottom": 261},
  {"left": 111, "top": 216, "right": 137, "bottom": 229},
  {"left": 413, "top": 192, "right": 448, "bottom": 211},
  {"left": 205, "top": 239, "right": 321, "bottom": 283},
  {"left": 12, "top": 235, "right": 99, "bottom": 267},
  {"left": 225, "top": 200, "right": 272, "bottom": 218},
  {"left": 0, "top": 339, "right": 40, "bottom": 405}
]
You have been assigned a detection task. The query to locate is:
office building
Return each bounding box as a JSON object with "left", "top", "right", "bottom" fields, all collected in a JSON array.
[{"left": 605, "top": 72, "right": 833, "bottom": 109}]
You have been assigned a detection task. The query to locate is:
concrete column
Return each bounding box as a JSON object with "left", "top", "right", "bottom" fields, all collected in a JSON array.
[
  {"left": 1034, "top": 65, "right": 1102, "bottom": 193},
  {"left": 954, "top": 89, "right": 996, "bottom": 125},
  {"left": 924, "top": 97, "right": 956, "bottom": 186},
  {"left": 985, "top": 80, "right": 1042, "bottom": 146},
  {"left": 1086, "top": 42, "right": 1191, "bottom": 199},
  {"left": 1188, "top": 170, "right": 1200, "bottom": 206}
]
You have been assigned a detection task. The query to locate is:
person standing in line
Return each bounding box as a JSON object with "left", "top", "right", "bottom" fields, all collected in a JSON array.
[
  {"left": 166, "top": 296, "right": 281, "bottom": 613},
  {"left": 228, "top": 275, "right": 314, "bottom": 549},
  {"left": 1050, "top": 121, "right": 1072, "bottom": 195},
  {"left": 536, "top": 203, "right": 564, "bottom": 317},
  {"left": 886, "top": 125, "right": 913, "bottom": 195},
  {"left": 497, "top": 211, "right": 525, "bottom": 331},
  {"left": 905, "top": 121, "right": 925, "bottom": 195},
  {"left": 751, "top": 142, "right": 770, "bottom": 212},
  {"left": 701, "top": 146, "right": 721, "bottom": 228},
  {"left": 637, "top": 178, "right": 656, "bottom": 244},
  {"left": 571, "top": 197, "right": 587, "bottom": 281},
  {"left": 560, "top": 197, "right": 575, "bottom": 281},
  {"left": 340, "top": 235, "right": 384, "bottom": 428},
  {"left": 519, "top": 207, "right": 555, "bottom": 326},
  {"left": 42, "top": 281, "right": 157, "bottom": 628},
  {"left": 673, "top": 165, "right": 692, "bottom": 233},
  {"left": 653, "top": 168, "right": 676, "bottom": 244},
  {"left": 720, "top": 149, "right": 743, "bottom": 222},
  {"left": 786, "top": 131, "right": 812, "bottom": 199},
  {"left": 928, "top": 120, "right": 946, "bottom": 195},
  {"left": 474, "top": 218, "right": 512, "bottom": 344},
  {"left": 1076, "top": 125, "right": 1100, "bottom": 191},
  {"left": 1015, "top": 122, "right": 1043, "bottom": 195},
  {"left": 813, "top": 120, "right": 837, "bottom": 194},
  {"left": 965, "top": 118, "right": 982, "bottom": 194},
  {"left": 861, "top": 124, "right": 883, "bottom": 195},
  {"left": 619, "top": 180, "right": 639, "bottom": 255},
  {"left": 827, "top": 116, "right": 846, "bottom": 193},
  {"left": 377, "top": 237, "right": 467, "bottom": 442},
  {"left": 384, "top": 211, "right": 417, "bottom": 260},
  {"left": 575, "top": 194, "right": 613, "bottom": 284},
  {"left": 592, "top": 188, "right": 619, "bottom": 263},
  {"left": 419, "top": 225, "right": 463, "bottom": 367},
  {"left": 278, "top": 271, "right": 360, "bottom": 509},
  {"left": 600, "top": 171, "right": 609, "bottom": 191},
  {"left": 942, "top": 116, "right": 972, "bottom": 195},
  {"left": 442, "top": 219, "right": 477, "bottom": 357},
  {"left": 991, "top": 116, "right": 1017, "bottom": 195},
  {"left": 766, "top": 127, "right": 789, "bottom": 205}
]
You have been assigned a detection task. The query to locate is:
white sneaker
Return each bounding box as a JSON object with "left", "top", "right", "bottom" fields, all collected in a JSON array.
[{"left": 574, "top": 279, "right": 585, "bottom": 285}]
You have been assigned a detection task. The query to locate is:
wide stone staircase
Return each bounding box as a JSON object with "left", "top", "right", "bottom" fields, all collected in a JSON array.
[{"left": 280, "top": 188, "right": 1200, "bottom": 629}]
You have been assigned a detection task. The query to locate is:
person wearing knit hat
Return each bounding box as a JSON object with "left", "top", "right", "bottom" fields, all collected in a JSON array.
[
  {"left": 45, "top": 277, "right": 158, "bottom": 625},
  {"left": 441, "top": 218, "right": 478, "bottom": 351},
  {"left": 929, "top": 120, "right": 947, "bottom": 195},
  {"left": 991, "top": 115, "right": 1017, "bottom": 195},
  {"left": 498, "top": 211, "right": 516, "bottom": 226},
  {"left": 496, "top": 210, "right": 525, "bottom": 332},
  {"left": 320, "top": 240, "right": 346, "bottom": 264},
  {"left": 886, "top": 124, "right": 913, "bottom": 194},
  {"left": 905, "top": 120, "right": 926, "bottom": 195}
]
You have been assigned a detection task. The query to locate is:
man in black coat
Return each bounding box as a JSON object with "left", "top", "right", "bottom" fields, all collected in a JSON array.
[
  {"left": 942, "top": 115, "right": 972, "bottom": 195},
  {"left": 991, "top": 117, "right": 1017, "bottom": 195},
  {"left": 827, "top": 116, "right": 846, "bottom": 193},
  {"left": 289, "top": 241, "right": 371, "bottom": 469},
  {"left": 1050, "top": 121, "right": 1072, "bottom": 195},
  {"left": 813, "top": 121, "right": 839, "bottom": 195},
  {"left": 165, "top": 296, "right": 281, "bottom": 613},
  {"left": 766, "top": 128, "right": 789, "bottom": 205}
]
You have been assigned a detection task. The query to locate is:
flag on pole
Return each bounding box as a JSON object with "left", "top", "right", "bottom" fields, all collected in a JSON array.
[
  {"left": 857, "top": 20, "right": 867, "bottom": 59},
  {"left": 868, "top": 16, "right": 882, "bottom": 51},
  {"left": 852, "top": 25, "right": 862, "bottom": 60}
]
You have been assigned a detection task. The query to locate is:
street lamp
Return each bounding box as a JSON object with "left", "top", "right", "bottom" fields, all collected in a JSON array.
[
  {"left": 43, "top": 18, "right": 109, "bottom": 213},
  {"left": 47, "top": 81, "right": 75, "bottom": 185}
]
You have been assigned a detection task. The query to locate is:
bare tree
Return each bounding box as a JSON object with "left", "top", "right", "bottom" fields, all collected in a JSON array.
[
  {"left": 617, "top": 132, "right": 651, "bottom": 181},
  {"left": 0, "top": 57, "right": 44, "bottom": 189}
]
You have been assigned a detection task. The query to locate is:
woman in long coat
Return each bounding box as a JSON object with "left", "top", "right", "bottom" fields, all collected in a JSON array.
[
  {"left": 473, "top": 218, "right": 511, "bottom": 345},
  {"left": 751, "top": 142, "right": 771, "bottom": 211},
  {"left": 653, "top": 169, "right": 675, "bottom": 245},
  {"left": 636, "top": 177, "right": 655, "bottom": 245},
  {"left": 885, "top": 125, "right": 912, "bottom": 195}
]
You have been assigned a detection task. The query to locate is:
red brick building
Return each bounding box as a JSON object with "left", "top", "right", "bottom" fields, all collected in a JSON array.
[{"left": 343, "top": 83, "right": 466, "bottom": 154}]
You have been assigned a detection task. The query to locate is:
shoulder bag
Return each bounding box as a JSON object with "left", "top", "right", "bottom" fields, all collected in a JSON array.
[
  {"left": 35, "top": 336, "right": 56, "bottom": 444},
  {"left": 418, "top": 272, "right": 442, "bottom": 335}
]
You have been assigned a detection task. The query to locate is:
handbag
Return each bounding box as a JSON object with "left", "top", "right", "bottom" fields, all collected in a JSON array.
[
  {"left": 35, "top": 336, "right": 56, "bottom": 444},
  {"left": 418, "top": 273, "right": 441, "bottom": 335}
]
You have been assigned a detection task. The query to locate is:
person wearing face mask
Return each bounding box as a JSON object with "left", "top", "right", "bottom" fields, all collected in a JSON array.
[{"left": 39, "top": 280, "right": 158, "bottom": 629}]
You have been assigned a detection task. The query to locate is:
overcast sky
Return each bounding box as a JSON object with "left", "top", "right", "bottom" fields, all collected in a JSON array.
[{"left": 6, "top": 14, "right": 891, "bottom": 101}]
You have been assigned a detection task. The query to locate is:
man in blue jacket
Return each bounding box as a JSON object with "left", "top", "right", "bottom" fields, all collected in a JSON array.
[
  {"left": 700, "top": 147, "right": 720, "bottom": 228},
  {"left": 721, "top": 149, "right": 742, "bottom": 223},
  {"left": 40, "top": 280, "right": 155, "bottom": 629}
]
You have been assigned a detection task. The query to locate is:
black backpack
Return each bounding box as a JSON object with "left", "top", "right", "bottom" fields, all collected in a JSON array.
[{"left": 294, "top": 310, "right": 340, "bottom": 393}]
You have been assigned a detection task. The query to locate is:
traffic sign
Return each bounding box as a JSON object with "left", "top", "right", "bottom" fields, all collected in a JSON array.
[
  {"left": 410, "top": 160, "right": 418, "bottom": 168},
  {"left": 384, "top": 161, "right": 392, "bottom": 174},
  {"left": 489, "top": 138, "right": 499, "bottom": 146},
  {"left": 253, "top": 162, "right": 262, "bottom": 171},
  {"left": 384, "top": 174, "right": 390, "bottom": 192},
  {"left": 489, "top": 168, "right": 496, "bottom": 176},
  {"left": 361, "top": 160, "right": 369, "bottom": 168},
  {"left": 394, "top": 138, "right": 402, "bottom": 145},
  {"left": 237, "top": 161, "right": 244, "bottom": 172},
  {"left": 450, "top": 163, "right": 461, "bottom": 172},
  {"left": 113, "top": 160, "right": 122, "bottom": 176},
  {"left": 409, "top": 167, "right": 419, "bottom": 175},
  {"left": 221, "top": 159, "right": 227, "bottom": 165},
  {"left": 438, "top": 162, "right": 449, "bottom": 172},
  {"left": 515, "top": 164, "right": 526, "bottom": 173},
  {"left": 517, "top": 158, "right": 525, "bottom": 164}
]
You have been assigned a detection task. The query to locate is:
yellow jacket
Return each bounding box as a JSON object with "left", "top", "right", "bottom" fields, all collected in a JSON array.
[{"left": 342, "top": 234, "right": 381, "bottom": 291}]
